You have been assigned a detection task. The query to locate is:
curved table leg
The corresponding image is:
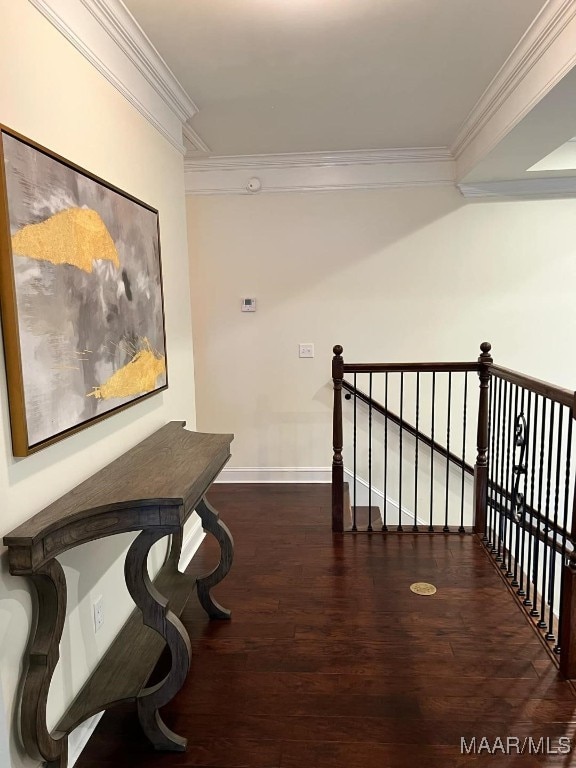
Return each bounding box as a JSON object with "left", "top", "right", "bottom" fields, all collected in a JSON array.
[
  {"left": 125, "top": 529, "right": 191, "bottom": 752},
  {"left": 195, "top": 497, "right": 234, "bottom": 619},
  {"left": 21, "top": 559, "right": 68, "bottom": 767}
]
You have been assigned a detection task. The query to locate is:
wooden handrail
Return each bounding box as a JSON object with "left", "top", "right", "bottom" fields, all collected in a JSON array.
[
  {"left": 342, "top": 359, "right": 575, "bottom": 408},
  {"left": 489, "top": 364, "right": 574, "bottom": 408},
  {"left": 343, "top": 361, "right": 479, "bottom": 374}
]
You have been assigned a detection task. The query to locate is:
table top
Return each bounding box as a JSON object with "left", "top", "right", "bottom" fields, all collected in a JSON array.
[{"left": 4, "top": 422, "right": 233, "bottom": 547}]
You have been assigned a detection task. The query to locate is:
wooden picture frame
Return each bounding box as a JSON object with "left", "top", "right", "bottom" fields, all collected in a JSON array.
[{"left": 0, "top": 126, "right": 168, "bottom": 456}]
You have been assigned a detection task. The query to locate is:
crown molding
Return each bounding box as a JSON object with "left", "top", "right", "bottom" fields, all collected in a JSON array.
[
  {"left": 458, "top": 176, "right": 576, "bottom": 198},
  {"left": 182, "top": 122, "right": 211, "bottom": 154},
  {"left": 184, "top": 148, "right": 455, "bottom": 194},
  {"left": 452, "top": 0, "right": 576, "bottom": 158},
  {"left": 80, "top": 0, "right": 198, "bottom": 122},
  {"left": 186, "top": 180, "right": 456, "bottom": 196},
  {"left": 184, "top": 147, "right": 453, "bottom": 172},
  {"left": 27, "top": 0, "right": 198, "bottom": 154}
]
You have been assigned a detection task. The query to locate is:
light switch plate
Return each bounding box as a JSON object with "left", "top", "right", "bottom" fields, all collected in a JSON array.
[{"left": 299, "top": 343, "right": 314, "bottom": 358}]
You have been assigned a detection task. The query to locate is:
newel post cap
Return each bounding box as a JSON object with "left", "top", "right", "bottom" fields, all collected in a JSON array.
[{"left": 479, "top": 341, "right": 492, "bottom": 362}]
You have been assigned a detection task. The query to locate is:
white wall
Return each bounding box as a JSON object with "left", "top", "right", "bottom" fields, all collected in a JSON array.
[
  {"left": 0, "top": 2, "right": 196, "bottom": 765},
  {"left": 187, "top": 186, "right": 576, "bottom": 474}
]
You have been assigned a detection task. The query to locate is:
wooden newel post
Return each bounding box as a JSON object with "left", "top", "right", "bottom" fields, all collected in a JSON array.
[
  {"left": 473, "top": 341, "right": 492, "bottom": 537},
  {"left": 332, "top": 345, "right": 344, "bottom": 533},
  {"left": 560, "top": 392, "right": 576, "bottom": 678}
]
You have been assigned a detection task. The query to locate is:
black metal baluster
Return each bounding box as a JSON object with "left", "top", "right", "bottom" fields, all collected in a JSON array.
[
  {"left": 487, "top": 373, "right": 497, "bottom": 550},
  {"left": 368, "top": 373, "right": 373, "bottom": 532},
  {"left": 535, "top": 398, "right": 547, "bottom": 624},
  {"left": 554, "top": 411, "right": 572, "bottom": 654},
  {"left": 483, "top": 373, "right": 493, "bottom": 545},
  {"left": 515, "top": 388, "right": 528, "bottom": 595},
  {"left": 539, "top": 400, "right": 554, "bottom": 631},
  {"left": 547, "top": 403, "right": 563, "bottom": 641},
  {"left": 504, "top": 385, "right": 518, "bottom": 578},
  {"left": 496, "top": 378, "right": 507, "bottom": 562},
  {"left": 397, "top": 372, "right": 404, "bottom": 531},
  {"left": 414, "top": 372, "right": 420, "bottom": 531},
  {"left": 429, "top": 372, "right": 436, "bottom": 532},
  {"left": 444, "top": 372, "right": 452, "bottom": 533},
  {"left": 491, "top": 377, "right": 503, "bottom": 557},
  {"left": 460, "top": 372, "right": 468, "bottom": 533},
  {"left": 382, "top": 372, "right": 388, "bottom": 532},
  {"left": 528, "top": 396, "right": 540, "bottom": 614},
  {"left": 500, "top": 382, "right": 514, "bottom": 575},
  {"left": 353, "top": 372, "right": 357, "bottom": 532}
]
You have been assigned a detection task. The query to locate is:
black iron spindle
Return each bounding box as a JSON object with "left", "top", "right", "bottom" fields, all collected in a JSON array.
[
  {"left": 487, "top": 373, "right": 497, "bottom": 550},
  {"left": 547, "top": 403, "right": 563, "bottom": 641},
  {"left": 491, "top": 377, "right": 503, "bottom": 556},
  {"left": 513, "top": 387, "right": 526, "bottom": 591},
  {"left": 539, "top": 400, "right": 554, "bottom": 631},
  {"left": 382, "top": 372, "right": 388, "bottom": 532},
  {"left": 504, "top": 385, "right": 518, "bottom": 578},
  {"left": 500, "top": 381, "right": 514, "bottom": 575},
  {"left": 429, "top": 372, "right": 436, "bottom": 532},
  {"left": 535, "top": 397, "right": 547, "bottom": 625},
  {"left": 496, "top": 378, "right": 507, "bottom": 562},
  {"left": 353, "top": 372, "right": 357, "bottom": 532},
  {"left": 518, "top": 389, "right": 531, "bottom": 598},
  {"left": 460, "top": 372, "right": 468, "bottom": 533},
  {"left": 554, "top": 412, "right": 572, "bottom": 654},
  {"left": 398, "top": 372, "right": 404, "bottom": 531},
  {"left": 368, "top": 373, "right": 373, "bottom": 532},
  {"left": 414, "top": 372, "right": 420, "bottom": 531},
  {"left": 444, "top": 372, "right": 452, "bottom": 533},
  {"left": 528, "top": 395, "right": 540, "bottom": 613}
]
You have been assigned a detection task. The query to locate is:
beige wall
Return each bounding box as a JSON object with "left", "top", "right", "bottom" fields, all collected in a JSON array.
[
  {"left": 188, "top": 186, "right": 576, "bottom": 471},
  {"left": 0, "top": 2, "right": 196, "bottom": 765}
]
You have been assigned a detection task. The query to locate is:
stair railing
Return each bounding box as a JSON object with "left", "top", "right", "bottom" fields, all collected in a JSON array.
[
  {"left": 331, "top": 342, "right": 576, "bottom": 678},
  {"left": 332, "top": 345, "right": 480, "bottom": 533}
]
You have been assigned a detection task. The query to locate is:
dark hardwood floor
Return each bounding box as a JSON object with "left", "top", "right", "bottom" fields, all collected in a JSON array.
[{"left": 75, "top": 485, "right": 576, "bottom": 767}]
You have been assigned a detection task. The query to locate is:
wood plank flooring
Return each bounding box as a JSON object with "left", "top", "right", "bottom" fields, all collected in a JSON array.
[{"left": 75, "top": 484, "right": 576, "bottom": 767}]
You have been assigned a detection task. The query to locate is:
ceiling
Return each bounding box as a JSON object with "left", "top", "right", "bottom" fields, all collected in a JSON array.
[{"left": 123, "top": 0, "right": 546, "bottom": 157}]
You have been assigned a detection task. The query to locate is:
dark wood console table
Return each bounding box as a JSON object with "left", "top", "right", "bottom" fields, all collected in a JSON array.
[{"left": 3, "top": 422, "right": 234, "bottom": 768}]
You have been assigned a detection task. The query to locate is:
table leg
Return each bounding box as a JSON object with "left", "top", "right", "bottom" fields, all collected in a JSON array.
[
  {"left": 195, "top": 497, "right": 234, "bottom": 619},
  {"left": 21, "top": 559, "right": 68, "bottom": 766},
  {"left": 125, "top": 528, "right": 191, "bottom": 751}
]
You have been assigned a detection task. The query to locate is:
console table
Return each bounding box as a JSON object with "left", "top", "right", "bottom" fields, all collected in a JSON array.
[{"left": 3, "top": 422, "right": 234, "bottom": 768}]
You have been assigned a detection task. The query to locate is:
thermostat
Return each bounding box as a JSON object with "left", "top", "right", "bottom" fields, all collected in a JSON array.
[{"left": 241, "top": 297, "right": 256, "bottom": 312}]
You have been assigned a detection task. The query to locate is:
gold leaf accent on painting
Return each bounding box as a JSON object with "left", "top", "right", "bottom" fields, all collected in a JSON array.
[
  {"left": 88, "top": 340, "right": 165, "bottom": 400},
  {"left": 11, "top": 207, "right": 120, "bottom": 272}
]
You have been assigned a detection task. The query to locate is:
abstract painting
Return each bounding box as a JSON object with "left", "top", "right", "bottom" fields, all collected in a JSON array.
[{"left": 0, "top": 127, "right": 167, "bottom": 456}]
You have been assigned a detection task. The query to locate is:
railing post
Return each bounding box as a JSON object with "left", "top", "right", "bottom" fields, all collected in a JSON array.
[
  {"left": 332, "top": 345, "right": 344, "bottom": 533},
  {"left": 560, "top": 392, "right": 576, "bottom": 678},
  {"left": 474, "top": 341, "right": 492, "bottom": 537}
]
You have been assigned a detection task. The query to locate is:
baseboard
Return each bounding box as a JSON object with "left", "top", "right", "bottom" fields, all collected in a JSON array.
[
  {"left": 179, "top": 514, "right": 206, "bottom": 571},
  {"left": 217, "top": 467, "right": 331, "bottom": 483},
  {"left": 69, "top": 711, "right": 104, "bottom": 767}
]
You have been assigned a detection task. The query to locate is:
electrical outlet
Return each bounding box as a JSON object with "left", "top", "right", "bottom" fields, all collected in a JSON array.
[
  {"left": 299, "top": 343, "right": 314, "bottom": 358},
  {"left": 93, "top": 596, "right": 104, "bottom": 633}
]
